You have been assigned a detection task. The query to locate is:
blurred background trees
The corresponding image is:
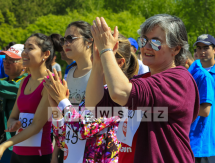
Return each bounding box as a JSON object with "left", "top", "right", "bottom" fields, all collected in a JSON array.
[{"left": 0, "top": 0, "right": 214, "bottom": 72}]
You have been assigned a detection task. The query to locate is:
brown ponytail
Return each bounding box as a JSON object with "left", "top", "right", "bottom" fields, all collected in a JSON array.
[
  {"left": 126, "top": 52, "right": 139, "bottom": 79},
  {"left": 115, "top": 33, "right": 139, "bottom": 79}
]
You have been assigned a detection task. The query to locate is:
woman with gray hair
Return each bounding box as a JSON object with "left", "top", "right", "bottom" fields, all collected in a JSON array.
[{"left": 85, "top": 14, "right": 200, "bottom": 163}]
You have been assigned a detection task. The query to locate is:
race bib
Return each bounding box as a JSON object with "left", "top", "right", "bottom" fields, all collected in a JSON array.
[
  {"left": 117, "top": 107, "right": 143, "bottom": 147},
  {"left": 14, "top": 113, "right": 43, "bottom": 147},
  {"left": 64, "top": 126, "right": 86, "bottom": 163}
]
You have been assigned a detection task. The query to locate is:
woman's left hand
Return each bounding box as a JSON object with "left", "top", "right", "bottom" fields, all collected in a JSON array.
[
  {"left": 43, "top": 69, "right": 69, "bottom": 105},
  {"left": 91, "top": 17, "right": 119, "bottom": 53}
]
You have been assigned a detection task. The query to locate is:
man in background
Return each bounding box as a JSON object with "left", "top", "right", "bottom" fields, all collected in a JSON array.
[
  {"left": 0, "top": 44, "right": 28, "bottom": 163},
  {"left": 0, "top": 42, "right": 17, "bottom": 78},
  {"left": 189, "top": 34, "right": 215, "bottom": 163}
]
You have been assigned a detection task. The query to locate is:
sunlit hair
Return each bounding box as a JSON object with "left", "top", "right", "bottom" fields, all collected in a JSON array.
[{"left": 139, "top": 14, "right": 189, "bottom": 66}]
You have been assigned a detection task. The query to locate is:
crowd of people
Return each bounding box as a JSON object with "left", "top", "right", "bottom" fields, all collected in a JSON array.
[{"left": 0, "top": 14, "right": 214, "bottom": 163}]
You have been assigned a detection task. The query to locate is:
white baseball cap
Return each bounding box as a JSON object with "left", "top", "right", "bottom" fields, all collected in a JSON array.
[{"left": 0, "top": 44, "right": 24, "bottom": 59}]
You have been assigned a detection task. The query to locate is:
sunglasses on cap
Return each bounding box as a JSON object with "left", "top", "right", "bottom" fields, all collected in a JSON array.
[
  {"left": 137, "top": 37, "right": 162, "bottom": 51},
  {"left": 60, "top": 35, "right": 84, "bottom": 46}
]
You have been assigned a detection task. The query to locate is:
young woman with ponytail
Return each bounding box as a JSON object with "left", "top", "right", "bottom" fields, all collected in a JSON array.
[{"left": 0, "top": 33, "right": 59, "bottom": 163}]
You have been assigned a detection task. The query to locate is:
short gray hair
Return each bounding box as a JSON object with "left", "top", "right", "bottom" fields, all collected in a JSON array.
[{"left": 139, "top": 14, "right": 189, "bottom": 66}]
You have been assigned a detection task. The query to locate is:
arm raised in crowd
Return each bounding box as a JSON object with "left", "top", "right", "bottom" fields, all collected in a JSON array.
[
  {"left": 85, "top": 44, "right": 104, "bottom": 107},
  {"left": 91, "top": 17, "right": 132, "bottom": 106}
]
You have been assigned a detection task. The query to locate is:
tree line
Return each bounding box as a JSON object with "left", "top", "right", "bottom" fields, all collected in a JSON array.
[{"left": 0, "top": 0, "right": 214, "bottom": 71}]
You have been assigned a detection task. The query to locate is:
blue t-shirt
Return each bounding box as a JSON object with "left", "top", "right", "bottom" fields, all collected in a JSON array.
[
  {"left": 0, "top": 55, "right": 8, "bottom": 78},
  {"left": 64, "top": 61, "right": 76, "bottom": 80},
  {"left": 189, "top": 60, "right": 215, "bottom": 157}
]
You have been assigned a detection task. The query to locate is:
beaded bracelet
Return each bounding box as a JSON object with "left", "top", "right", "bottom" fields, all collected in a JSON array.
[{"left": 99, "top": 48, "right": 113, "bottom": 56}]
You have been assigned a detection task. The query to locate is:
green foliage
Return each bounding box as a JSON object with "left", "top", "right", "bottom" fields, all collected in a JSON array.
[
  {"left": 0, "top": 0, "right": 63, "bottom": 27},
  {"left": 0, "top": 9, "right": 145, "bottom": 47},
  {"left": 104, "top": 0, "right": 176, "bottom": 18},
  {"left": 0, "top": 23, "right": 26, "bottom": 48},
  {"left": 175, "top": 0, "right": 215, "bottom": 53},
  {"left": 1, "top": 0, "right": 215, "bottom": 69},
  {"left": 5, "top": 9, "right": 16, "bottom": 25},
  {"left": 0, "top": 10, "right": 144, "bottom": 74},
  {"left": 0, "top": 11, "right": 5, "bottom": 23}
]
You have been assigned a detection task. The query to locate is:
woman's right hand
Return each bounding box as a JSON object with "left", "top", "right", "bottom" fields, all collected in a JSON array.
[
  {"left": 43, "top": 69, "right": 69, "bottom": 105},
  {"left": 5, "top": 120, "right": 21, "bottom": 132},
  {"left": 91, "top": 17, "right": 119, "bottom": 54}
]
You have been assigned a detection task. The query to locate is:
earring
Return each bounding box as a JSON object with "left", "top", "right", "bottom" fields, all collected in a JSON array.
[
  {"left": 43, "top": 59, "right": 45, "bottom": 61},
  {"left": 87, "top": 46, "right": 89, "bottom": 49}
]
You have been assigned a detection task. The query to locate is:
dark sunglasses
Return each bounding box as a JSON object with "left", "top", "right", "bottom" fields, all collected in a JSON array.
[
  {"left": 137, "top": 37, "right": 162, "bottom": 51},
  {"left": 60, "top": 35, "right": 84, "bottom": 46}
]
